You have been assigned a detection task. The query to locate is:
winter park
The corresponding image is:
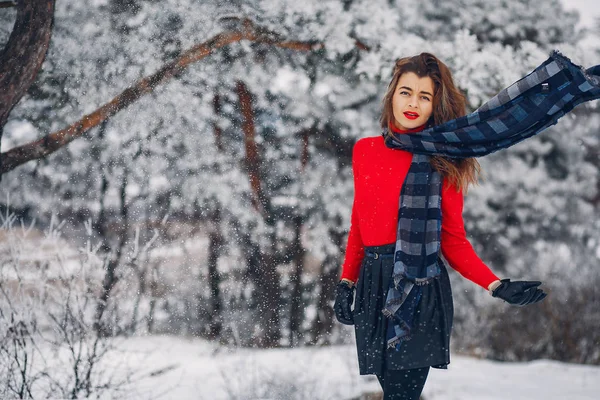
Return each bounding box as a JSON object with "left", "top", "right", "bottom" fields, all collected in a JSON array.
[{"left": 1, "top": 0, "right": 600, "bottom": 399}]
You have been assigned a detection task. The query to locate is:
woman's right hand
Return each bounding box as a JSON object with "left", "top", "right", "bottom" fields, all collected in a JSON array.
[{"left": 334, "top": 280, "right": 355, "bottom": 325}]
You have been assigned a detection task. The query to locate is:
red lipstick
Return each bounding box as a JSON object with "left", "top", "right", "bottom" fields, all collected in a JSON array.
[{"left": 403, "top": 111, "right": 419, "bottom": 120}]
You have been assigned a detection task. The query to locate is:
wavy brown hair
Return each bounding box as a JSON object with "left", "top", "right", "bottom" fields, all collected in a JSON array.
[{"left": 380, "top": 52, "right": 481, "bottom": 192}]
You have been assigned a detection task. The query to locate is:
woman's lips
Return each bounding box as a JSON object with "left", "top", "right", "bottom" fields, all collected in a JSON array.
[{"left": 403, "top": 111, "right": 419, "bottom": 120}]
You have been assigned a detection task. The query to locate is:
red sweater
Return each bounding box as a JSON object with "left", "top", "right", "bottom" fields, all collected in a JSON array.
[{"left": 340, "top": 126, "right": 499, "bottom": 290}]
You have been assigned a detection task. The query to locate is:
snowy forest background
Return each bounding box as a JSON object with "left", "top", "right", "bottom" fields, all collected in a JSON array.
[{"left": 0, "top": 0, "right": 599, "bottom": 398}]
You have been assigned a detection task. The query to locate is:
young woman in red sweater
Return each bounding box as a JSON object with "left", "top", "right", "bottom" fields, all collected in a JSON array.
[{"left": 334, "top": 53, "right": 547, "bottom": 400}]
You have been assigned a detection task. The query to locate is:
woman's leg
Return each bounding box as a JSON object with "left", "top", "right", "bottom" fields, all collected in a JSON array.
[{"left": 383, "top": 366, "right": 430, "bottom": 400}]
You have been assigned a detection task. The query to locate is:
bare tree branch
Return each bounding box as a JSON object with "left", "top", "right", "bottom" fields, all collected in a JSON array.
[{"left": 0, "top": 17, "right": 367, "bottom": 175}]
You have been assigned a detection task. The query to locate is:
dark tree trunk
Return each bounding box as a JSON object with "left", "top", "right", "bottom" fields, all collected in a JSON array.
[
  {"left": 206, "top": 206, "right": 224, "bottom": 339},
  {"left": 245, "top": 241, "right": 282, "bottom": 348},
  {"left": 308, "top": 259, "right": 338, "bottom": 345},
  {"left": 236, "top": 80, "right": 270, "bottom": 215},
  {"left": 200, "top": 89, "right": 226, "bottom": 339},
  {"left": 0, "top": 0, "right": 55, "bottom": 178},
  {"left": 288, "top": 215, "right": 305, "bottom": 346},
  {"left": 300, "top": 128, "right": 310, "bottom": 171},
  {"left": 259, "top": 250, "right": 282, "bottom": 347},
  {"left": 236, "top": 80, "right": 282, "bottom": 347},
  {"left": 94, "top": 169, "right": 129, "bottom": 336},
  {"left": 212, "top": 92, "right": 224, "bottom": 152},
  {"left": 0, "top": 0, "right": 55, "bottom": 129},
  {"left": 309, "top": 230, "right": 345, "bottom": 344}
]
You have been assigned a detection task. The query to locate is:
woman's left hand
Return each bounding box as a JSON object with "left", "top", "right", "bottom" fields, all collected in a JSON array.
[{"left": 491, "top": 278, "right": 547, "bottom": 306}]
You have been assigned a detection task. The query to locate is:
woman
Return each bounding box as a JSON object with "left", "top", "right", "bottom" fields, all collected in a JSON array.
[{"left": 333, "top": 53, "right": 548, "bottom": 400}]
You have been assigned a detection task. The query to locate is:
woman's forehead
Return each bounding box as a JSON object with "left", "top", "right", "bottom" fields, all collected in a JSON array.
[{"left": 396, "top": 72, "right": 434, "bottom": 92}]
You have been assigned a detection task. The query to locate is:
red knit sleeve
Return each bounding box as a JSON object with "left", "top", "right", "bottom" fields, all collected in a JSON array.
[
  {"left": 440, "top": 181, "right": 499, "bottom": 290},
  {"left": 340, "top": 142, "right": 365, "bottom": 283}
]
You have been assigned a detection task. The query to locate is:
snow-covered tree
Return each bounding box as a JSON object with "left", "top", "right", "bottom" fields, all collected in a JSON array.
[
  {"left": 399, "top": 0, "right": 581, "bottom": 48},
  {"left": 1, "top": 0, "right": 599, "bottom": 362}
]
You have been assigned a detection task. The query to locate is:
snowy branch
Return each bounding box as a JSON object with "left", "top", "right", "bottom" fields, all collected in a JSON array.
[{"left": 0, "top": 17, "right": 368, "bottom": 176}]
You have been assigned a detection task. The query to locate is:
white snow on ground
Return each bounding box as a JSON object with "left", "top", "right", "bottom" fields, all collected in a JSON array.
[{"left": 100, "top": 335, "right": 600, "bottom": 400}]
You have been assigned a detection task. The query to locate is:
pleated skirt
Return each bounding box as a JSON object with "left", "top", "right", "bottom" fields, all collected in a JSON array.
[{"left": 353, "top": 243, "right": 454, "bottom": 375}]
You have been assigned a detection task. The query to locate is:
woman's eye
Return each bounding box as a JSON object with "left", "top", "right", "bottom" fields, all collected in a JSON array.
[
  {"left": 399, "top": 91, "right": 410, "bottom": 96},
  {"left": 421, "top": 96, "right": 431, "bottom": 101}
]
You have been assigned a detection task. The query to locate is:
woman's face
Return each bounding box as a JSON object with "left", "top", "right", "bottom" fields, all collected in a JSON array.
[{"left": 391, "top": 72, "right": 434, "bottom": 131}]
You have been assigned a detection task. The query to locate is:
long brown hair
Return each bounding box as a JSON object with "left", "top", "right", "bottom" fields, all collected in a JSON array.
[{"left": 380, "top": 52, "right": 481, "bottom": 192}]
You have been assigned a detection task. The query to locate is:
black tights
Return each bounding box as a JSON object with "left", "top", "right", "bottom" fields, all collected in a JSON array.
[{"left": 376, "top": 366, "right": 430, "bottom": 400}]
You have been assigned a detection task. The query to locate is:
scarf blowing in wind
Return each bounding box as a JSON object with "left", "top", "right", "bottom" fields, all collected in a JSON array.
[{"left": 382, "top": 50, "right": 600, "bottom": 350}]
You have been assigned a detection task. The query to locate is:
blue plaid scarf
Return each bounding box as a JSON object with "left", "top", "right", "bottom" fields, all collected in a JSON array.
[{"left": 382, "top": 50, "right": 600, "bottom": 350}]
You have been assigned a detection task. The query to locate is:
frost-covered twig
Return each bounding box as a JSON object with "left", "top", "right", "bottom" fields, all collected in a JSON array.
[{"left": 0, "top": 209, "right": 139, "bottom": 398}]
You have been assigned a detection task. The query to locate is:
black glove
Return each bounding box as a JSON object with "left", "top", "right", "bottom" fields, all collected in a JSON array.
[
  {"left": 491, "top": 278, "right": 547, "bottom": 306},
  {"left": 334, "top": 280, "right": 355, "bottom": 325}
]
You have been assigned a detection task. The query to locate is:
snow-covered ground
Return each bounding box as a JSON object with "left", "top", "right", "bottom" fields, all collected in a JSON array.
[{"left": 104, "top": 335, "right": 600, "bottom": 400}]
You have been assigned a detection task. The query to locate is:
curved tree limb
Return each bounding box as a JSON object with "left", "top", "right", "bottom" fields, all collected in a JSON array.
[{"left": 0, "top": 17, "right": 367, "bottom": 175}]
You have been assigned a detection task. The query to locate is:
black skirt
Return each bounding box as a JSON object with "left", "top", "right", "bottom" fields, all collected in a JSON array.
[{"left": 353, "top": 243, "right": 454, "bottom": 375}]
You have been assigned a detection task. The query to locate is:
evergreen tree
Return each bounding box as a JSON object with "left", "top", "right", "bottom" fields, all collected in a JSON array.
[
  {"left": 0, "top": 0, "right": 598, "bottom": 361},
  {"left": 400, "top": 0, "right": 581, "bottom": 48}
]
